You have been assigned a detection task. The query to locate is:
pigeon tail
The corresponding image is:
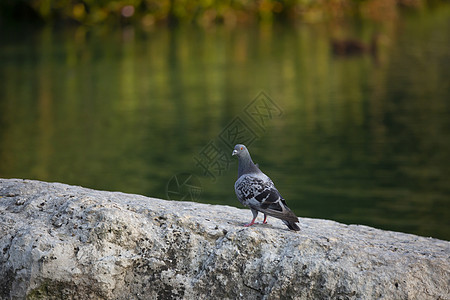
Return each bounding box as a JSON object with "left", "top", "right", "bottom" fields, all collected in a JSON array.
[
  {"left": 257, "top": 204, "right": 299, "bottom": 224},
  {"left": 282, "top": 219, "right": 300, "bottom": 231}
]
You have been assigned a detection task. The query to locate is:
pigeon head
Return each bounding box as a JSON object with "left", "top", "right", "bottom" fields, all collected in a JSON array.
[
  {"left": 232, "top": 144, "right": 260, "bottom": 177},
  {"left": 232, "top": 144, "right": 249, "bottom": 158}
]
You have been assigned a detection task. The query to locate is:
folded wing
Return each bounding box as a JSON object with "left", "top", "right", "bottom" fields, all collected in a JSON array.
[{"left": 235, "top": 175, "right": 299, "bottom": 223}]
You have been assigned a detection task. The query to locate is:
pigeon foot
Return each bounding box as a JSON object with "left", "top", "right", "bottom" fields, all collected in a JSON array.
[{"left": 244, "top": 218, "right": 257, "bottom": 227}]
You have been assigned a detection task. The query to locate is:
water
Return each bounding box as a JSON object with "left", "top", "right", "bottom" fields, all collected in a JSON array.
[{"left": 1, "top": 7, "right": 449, "bottom": 240}]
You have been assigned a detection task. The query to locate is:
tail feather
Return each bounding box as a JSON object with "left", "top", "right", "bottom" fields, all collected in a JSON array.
[
  {"left": 283, "top": 220, "right": 300, "bottom": 231},
  {"left": 259, "top": 208, "right": 298, "bottom": 223}
]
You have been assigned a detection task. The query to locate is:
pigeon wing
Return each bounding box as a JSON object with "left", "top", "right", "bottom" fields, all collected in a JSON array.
[{"left": 235, "top": 175, "right": 299, "bottom": 223}]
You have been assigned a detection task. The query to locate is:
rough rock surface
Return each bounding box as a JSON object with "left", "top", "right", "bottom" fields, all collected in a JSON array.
[{"left": 0, "top": 179, "right": 449, "bottom": 300}]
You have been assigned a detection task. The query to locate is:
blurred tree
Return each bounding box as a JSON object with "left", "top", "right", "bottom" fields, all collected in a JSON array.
[{"left": 0, "top": 0, "right": 440, "bottom": 27}]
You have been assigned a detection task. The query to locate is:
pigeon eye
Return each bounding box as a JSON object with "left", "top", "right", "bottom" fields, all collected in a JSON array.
[{"left": 240, "top": 147, "right": 243, "bottom": 150}]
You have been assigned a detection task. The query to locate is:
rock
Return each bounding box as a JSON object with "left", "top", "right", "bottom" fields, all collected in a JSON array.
[{"left": 0, "top": 179, "right": 449, "bottom": 300}]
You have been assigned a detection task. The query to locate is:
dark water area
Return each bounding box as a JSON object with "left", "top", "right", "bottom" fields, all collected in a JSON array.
[{"left": 1, "top": 7, "right": 449, "bottom": 240}]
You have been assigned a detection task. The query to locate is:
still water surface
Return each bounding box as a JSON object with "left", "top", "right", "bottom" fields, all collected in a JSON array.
[{"left": 1, "top": 8, "right": 449, "bottom": 240}]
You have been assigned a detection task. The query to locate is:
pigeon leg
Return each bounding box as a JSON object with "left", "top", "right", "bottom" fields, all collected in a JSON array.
[
  {"left": 263, "top": 214, "right": 268, "bottom": 224},
  {"left": 244, "top": 217, "right": 257, "bottom": 227},
  {"left": 244, "top": 209, "right": 258, "bottom": 227}
]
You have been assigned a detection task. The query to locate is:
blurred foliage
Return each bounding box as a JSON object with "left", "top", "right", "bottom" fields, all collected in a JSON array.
[{"left": 0, "top": 0, "right": 445, "bottom": 27}]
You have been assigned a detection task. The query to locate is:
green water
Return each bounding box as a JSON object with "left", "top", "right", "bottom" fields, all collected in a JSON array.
[{"left": 1, "top": 8, "right": 449, "bottom": 240}]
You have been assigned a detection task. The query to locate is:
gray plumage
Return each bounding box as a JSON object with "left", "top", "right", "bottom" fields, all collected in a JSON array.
[{"left": 232, "top": 144, "right": 300, "bottom": 231}]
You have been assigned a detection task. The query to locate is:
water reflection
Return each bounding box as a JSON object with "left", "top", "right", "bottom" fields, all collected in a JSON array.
[{"left": 0, "top": 7, "right": 449, "bottom": 240}]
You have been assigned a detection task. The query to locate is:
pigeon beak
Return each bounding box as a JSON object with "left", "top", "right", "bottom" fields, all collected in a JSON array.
[{"left": 232, "top": 150, "right": 238, "bottom": 156}]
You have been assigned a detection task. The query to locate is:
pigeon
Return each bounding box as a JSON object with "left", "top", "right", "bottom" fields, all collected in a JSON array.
[{"left": 232, "top": 144, "right": 300, "bottom": 231}]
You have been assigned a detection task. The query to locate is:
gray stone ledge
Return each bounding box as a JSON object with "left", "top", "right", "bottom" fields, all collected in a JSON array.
[{"left": 0, "top": 179, "right": 449, "bottom": 299}]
